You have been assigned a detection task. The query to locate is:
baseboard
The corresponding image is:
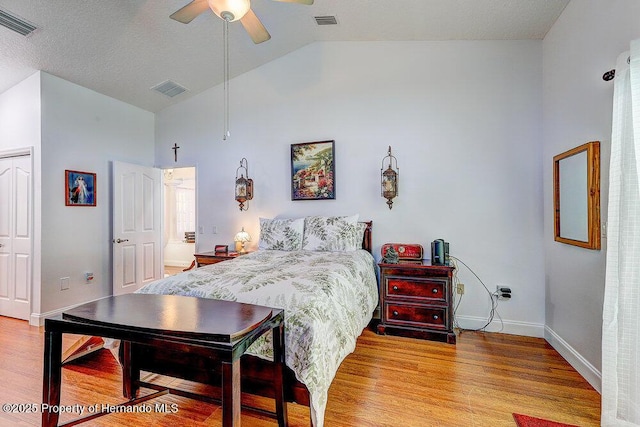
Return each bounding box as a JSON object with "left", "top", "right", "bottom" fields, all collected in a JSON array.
[
  {"left": 30, "top": 295, "right": 111, "bottom": 327},
  {"left": 455, "top": 315, "right": 545, "bottom": 338},
  {"left": 544, "top": 325, "right": 602, "bottom": 393}
]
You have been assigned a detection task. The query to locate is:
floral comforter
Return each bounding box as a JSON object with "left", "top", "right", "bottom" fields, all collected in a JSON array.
[{"left": 137, "top": 249, "right": 378, "bottom": 427}]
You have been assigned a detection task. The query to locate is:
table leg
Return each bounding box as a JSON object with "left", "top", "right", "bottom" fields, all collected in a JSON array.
[
  {"left": 121, "top": 341, "right": 140, "bottom": 399},
  {"left": 222, "top": 359, "right": 241, "bottom": 426},
  {"left": 273, "top": 323, "right": 288, "bottom": 427},
  {"left": 42, "top": 330, "right": 62, "bottom": 427}
]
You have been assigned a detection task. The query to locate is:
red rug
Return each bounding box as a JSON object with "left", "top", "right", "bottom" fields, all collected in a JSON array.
[{"left": 513, "top": 413, "right": 581, "bottom": 427}]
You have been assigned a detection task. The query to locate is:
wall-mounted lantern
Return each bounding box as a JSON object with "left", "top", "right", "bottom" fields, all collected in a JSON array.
[
  {"left": 381, "top": 146, "right": 398, "bottom": 209},
  {"left": 235, "top": 158, "right": 253, "bottom": 211}
]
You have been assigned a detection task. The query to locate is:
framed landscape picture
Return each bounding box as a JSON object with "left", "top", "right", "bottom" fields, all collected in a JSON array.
[
  {"left": 65, "top": 170, "right": 96, "bottom": 206},
  {"left": 291, "top": 140, "right": 335, "bottom": 200}
]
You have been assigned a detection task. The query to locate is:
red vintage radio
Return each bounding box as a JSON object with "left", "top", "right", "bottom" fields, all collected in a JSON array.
[{"left": 380, "top": 243, "right": 424, "bottom": 263}]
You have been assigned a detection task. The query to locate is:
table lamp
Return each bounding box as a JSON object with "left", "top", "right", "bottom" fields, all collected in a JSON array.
[{"left": 234, "top": 227, "right": 251, "bottom": 254}]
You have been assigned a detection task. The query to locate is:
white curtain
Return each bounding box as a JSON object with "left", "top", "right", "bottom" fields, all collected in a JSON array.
[{"left": 602, "top": 40, "right": 640, "bottom": 427}]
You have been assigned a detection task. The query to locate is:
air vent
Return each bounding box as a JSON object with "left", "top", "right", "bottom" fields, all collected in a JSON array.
[
  {"left": 151, "top": 80, "right": 188, "bottom": 98},
  {"left": 314, "top": 15, "right": 338, "bottom": 26},
  {"left": 0, "top": 7, "right": 37, "bottom": 36}
]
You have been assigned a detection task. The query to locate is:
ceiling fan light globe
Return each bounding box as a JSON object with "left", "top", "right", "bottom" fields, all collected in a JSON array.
[{"left": 208, "top": 0, "right": 251, "bottom": 22}]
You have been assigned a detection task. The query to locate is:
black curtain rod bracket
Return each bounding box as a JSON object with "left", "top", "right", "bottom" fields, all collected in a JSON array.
[{"left": 603, "top": 69, "right": 615, "bottom": 81}]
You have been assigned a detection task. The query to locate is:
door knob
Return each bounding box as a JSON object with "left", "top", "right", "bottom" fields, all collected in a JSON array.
[{"left": 113, "top": 238, "right": 129, "bottom": 243}]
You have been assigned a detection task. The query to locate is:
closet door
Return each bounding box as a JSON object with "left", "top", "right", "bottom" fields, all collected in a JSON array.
[{"left": 0, "top": 155, "right": 32, "bottom": 320}]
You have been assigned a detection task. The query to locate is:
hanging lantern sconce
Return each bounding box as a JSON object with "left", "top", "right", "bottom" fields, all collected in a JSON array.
[
  {"left": 381, "top": 146, "right": 399, "bottom": 209},
  {"left": 235, "top": 158, "right": 253, "bottom": 211}
]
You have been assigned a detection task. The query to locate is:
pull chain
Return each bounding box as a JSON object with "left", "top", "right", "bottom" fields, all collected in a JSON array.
[{"left": 223, "top": 18, "right": 230, "bottom": 140}]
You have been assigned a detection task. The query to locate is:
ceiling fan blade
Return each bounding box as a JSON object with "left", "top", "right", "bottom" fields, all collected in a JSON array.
[
  {"left": 240, "top": 9, "right": 271, "bottom": 44},
  {"left": 271, "top": 0, "right": 314, "bottom": 4},
  {"left": 170, "top": 0, "right": 210, "bottom": 24}
]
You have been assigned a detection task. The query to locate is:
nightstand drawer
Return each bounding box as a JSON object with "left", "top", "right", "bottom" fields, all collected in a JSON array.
[
  {"left": 386, "top": 277, "right": 447, "bottom": 302},
  {"left": 385, "top": 303, "right": 448, "bottom": 330}
]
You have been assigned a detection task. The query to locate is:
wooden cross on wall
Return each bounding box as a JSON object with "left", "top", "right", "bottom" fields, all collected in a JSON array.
[{"left": 172, "top": 143, "right": 180, "bottom": 162}]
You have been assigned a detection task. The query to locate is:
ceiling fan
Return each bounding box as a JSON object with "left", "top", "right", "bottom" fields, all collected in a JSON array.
[{"left": 170, "top": 0, "right": 314, "bottom": 44}]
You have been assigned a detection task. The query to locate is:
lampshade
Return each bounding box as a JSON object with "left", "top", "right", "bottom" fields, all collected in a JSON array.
[
  {"left": 208, "top": 0, "right": 250, "bottom": 22},
  {"left": 234, "top": 227, "right": 251, "bottom": 243}
]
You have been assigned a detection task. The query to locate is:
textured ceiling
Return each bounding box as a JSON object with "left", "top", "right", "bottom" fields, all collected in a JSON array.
[{"left": 0, "top": 0, "right": 569, "bottom": 113}]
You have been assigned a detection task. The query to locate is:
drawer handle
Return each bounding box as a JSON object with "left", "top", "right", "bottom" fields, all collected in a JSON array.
[
  {"left": 393, "top": 311, "right": 399, "bottom": 317},
  {"left": 432, "top": 314, "right": 439, "bottom": 320},
  {"left": 392, "top": 285, "right": 399, "bottom": 291},
  {"left": 432, "top": 288, "right": 438, "bottom": 294}
]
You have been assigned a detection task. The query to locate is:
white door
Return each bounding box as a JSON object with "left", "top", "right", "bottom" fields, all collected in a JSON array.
[
  {"left": 112, "top": 161, "right": 162, "bottom": 296},
  {"left": 0, "top": 155, "right": 32, "bottom": 320}
]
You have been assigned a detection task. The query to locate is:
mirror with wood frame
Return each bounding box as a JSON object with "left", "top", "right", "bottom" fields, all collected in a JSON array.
[{"left": 553, "top": 141, "right": 601, "bottom": 250}]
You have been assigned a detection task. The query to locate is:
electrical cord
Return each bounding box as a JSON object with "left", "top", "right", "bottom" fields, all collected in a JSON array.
[
  {"left": 449, "top": 255, "right": 504, "bottom": 333},
  {"left": 450, "top": 258, "right": 464, "bottom": 330}
]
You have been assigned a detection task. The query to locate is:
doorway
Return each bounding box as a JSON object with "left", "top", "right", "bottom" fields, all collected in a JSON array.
[{"left": 162, "top": 167, "right": 196, "bottom": 276}]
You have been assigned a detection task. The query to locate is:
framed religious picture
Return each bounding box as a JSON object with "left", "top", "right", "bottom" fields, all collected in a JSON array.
[
  {"left": 291, "top": 140, "right": 335, "bottom": 200},
  {"left": 65, "top": 170, "right": 96, "bottom": 207}
]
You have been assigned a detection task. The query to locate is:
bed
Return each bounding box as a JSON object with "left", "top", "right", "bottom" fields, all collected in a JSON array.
[{"left": 130, "top": 217, "right": 377, "bottom": 427}]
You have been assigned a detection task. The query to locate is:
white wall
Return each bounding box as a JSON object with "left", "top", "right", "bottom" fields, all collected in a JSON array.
[
  {"left": 0, "top": 72, "right": 41, "bottom": 147},
  {"left": 0, "top": 71, "right": 42, "bottom": 321},
  {"left": 156, "top": 40, "right": 546, "bottom": 334},
  {"left": 542, "top": 0, "right": 640, "bottom": 391},
  {"left": 39, "top": 72, "right": 155, "bottom": 315}
]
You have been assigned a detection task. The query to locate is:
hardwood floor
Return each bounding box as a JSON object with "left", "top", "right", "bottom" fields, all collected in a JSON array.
[
  {"left": 0, "top": 316, "right": 600, "bottom": 426},
  {"left": 164, "top": 265, "right": 187, "bottom": 277}
]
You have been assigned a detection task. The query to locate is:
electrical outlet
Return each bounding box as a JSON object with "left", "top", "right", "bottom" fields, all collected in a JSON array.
[
  {"left": 212, "top": 226, "right": 218, "bottom": 234},
  {"left": 456, "top": 283, "right": 465, "bottom": 295},
  {"left": 496, "top": 285, "right": 512, "bottom": 300},
  {"left": 60, "top": 277, "right": 70, "bottom": 291}
]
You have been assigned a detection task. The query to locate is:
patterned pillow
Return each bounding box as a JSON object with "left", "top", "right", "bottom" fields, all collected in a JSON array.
[
  {"left": 258, "top": 217, "right": 304, "bottom": 251},
  {"left": 354, "top": 222, "right": 367, "bottom": 250},
  {"left": 302, "top": 214, "right": 361, "bottom": 251}
]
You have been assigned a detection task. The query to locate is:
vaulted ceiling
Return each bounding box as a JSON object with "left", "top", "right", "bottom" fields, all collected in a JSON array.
[{"left": 0, "top": 0, "right": 569, "bottom": 113}]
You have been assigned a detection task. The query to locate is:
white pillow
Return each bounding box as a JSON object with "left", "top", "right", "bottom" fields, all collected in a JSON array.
[
  {"left": 302, "top": 214, "right": 361, "bottom": 251},
  {"left": 258, "top": 217, "right": 304, "bottom": 251}
]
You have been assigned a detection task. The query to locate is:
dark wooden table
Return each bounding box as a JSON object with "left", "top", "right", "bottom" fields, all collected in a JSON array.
[{"left": 42, "top": 294, "right": 287, "bottom": 427}]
